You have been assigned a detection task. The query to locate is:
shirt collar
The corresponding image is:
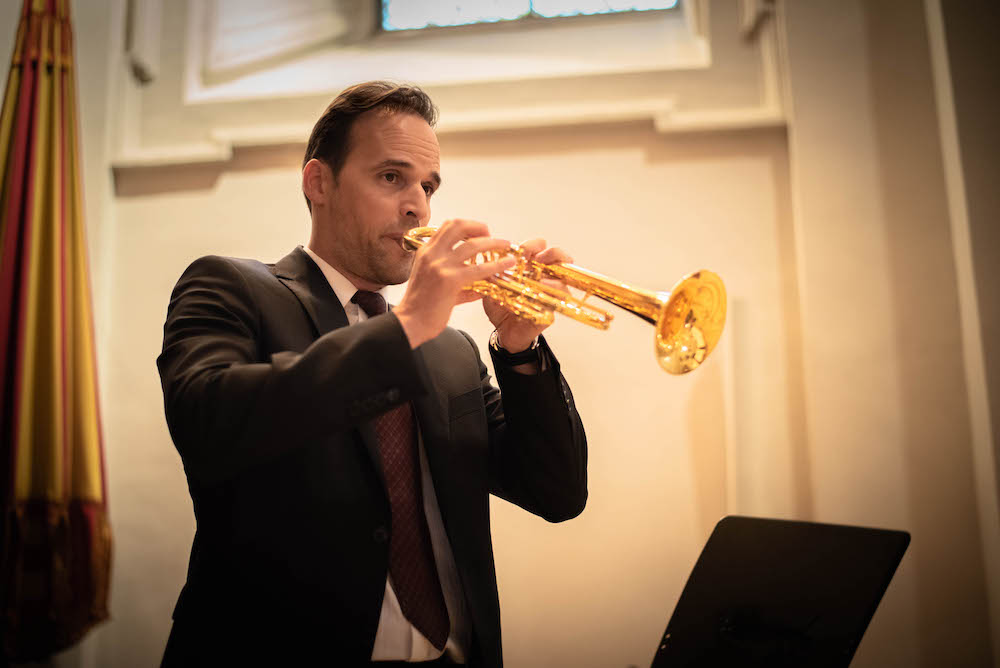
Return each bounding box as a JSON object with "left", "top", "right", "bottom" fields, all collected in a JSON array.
[{"left": 302, "top": 245, "right": 389, "bottom": 313}]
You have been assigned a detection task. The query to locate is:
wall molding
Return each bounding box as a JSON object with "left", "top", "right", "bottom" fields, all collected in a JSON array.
[{"left": 112, "top": 104, "right": 787, "bottom": 170}]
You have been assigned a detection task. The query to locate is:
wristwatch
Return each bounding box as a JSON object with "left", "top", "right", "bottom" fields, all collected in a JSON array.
[{"left": 489, "top": 330, "right": 540, "bottom": 366}]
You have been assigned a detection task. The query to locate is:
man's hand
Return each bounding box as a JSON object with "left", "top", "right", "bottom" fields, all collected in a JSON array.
[
  {"left": 394, "top": 219, "right": 515, "bottom": 349},
  {"left": 483, "top": 239, "right": 574, "bottom": 353}
]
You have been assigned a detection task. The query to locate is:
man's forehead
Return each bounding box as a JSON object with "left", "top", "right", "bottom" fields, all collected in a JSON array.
[{"left": 353, "top": 111, "right": 440, "bottom": 166}]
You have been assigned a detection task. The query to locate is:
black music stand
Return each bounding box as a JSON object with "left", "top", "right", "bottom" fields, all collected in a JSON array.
[{"left": 650, "top": 516, "right": 909, "bottom": 668}]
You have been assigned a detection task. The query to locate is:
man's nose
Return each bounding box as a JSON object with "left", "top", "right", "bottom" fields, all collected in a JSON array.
[{"left": 401, "top": 184, "right": 429, "bottom": 222}]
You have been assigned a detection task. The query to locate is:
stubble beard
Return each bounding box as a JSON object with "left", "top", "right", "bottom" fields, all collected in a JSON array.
[{"left": 365, "top": 242, "right": 414, "bottom": 287}]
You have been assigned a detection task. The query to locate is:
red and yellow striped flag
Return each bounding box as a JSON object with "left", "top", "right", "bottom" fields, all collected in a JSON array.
[{"left": 0, "top": 0, "right": 111, "bottom": 659}]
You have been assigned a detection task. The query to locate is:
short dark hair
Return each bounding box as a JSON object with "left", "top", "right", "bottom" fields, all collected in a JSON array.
[{"left": 302, "top": 81, "right": 438, "bottom": 210}]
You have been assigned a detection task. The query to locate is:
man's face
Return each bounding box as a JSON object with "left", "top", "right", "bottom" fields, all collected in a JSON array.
[{"left": 318, "top": 110, "right": 440, "bottom": 289}]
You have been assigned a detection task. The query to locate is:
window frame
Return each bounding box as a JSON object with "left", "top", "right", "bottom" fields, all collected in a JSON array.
[{"left": 377, "top": 0, "right": 681, "bottom": 35}]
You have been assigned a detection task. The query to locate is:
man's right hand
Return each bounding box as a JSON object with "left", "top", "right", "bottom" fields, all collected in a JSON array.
[{"left": 393, "top": 219, "right": 515, "bottom": 349}]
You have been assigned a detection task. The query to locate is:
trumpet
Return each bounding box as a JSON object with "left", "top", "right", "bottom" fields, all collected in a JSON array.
[{"left": 401, "top": 227, "right": 726, "bottom": 375}]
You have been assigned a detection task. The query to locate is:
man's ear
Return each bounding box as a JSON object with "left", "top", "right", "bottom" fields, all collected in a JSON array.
[{"left": 302, "top": 158, "right": 329, "bottom": 207}]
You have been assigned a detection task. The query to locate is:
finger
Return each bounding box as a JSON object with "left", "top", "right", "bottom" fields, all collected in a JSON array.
[
  {"left": 454, "top": 237, "right": 514, "bottom": 263},
  {"left": 534, "top": 246, "right": 573, "bottom": 265},
  {"left": 518, "top": 238, "right": 546, "bottom": 260},
  {"left": 430, "top": 218, "right": 490, "bottom": 252},
  {"left": 455, "top": 290, "right": 483, "bottom": 304},
  {"left": 456, "top": 288, "right": 483, "bottom": 304},
  {"left": 482, "top": 295, "right": 514, "bottom": 321},
  {"left": 459, "top": 255, "right": 515, "bottom": 283}
]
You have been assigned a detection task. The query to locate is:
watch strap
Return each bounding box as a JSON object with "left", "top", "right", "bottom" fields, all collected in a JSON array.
[{"left": 489, "top": 330, "right": 540, "bottom": 366}]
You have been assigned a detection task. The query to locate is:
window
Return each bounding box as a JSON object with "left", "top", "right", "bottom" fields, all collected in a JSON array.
[{"left": 381, "top": 0, "right": 679, "bottom": 32}]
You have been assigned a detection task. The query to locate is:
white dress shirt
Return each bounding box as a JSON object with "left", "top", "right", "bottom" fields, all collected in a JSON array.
[{"left": 302, "top": 246, "right": 470, "bottom": 663}]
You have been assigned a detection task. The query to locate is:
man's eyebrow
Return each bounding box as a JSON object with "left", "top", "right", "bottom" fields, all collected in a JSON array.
[{"left": 375, "top": 159, "right": 442, "bottom": 188}]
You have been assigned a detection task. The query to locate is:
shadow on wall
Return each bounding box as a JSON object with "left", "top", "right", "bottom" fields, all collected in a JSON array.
[
  {"left": 687, "top": 352, "right": 727, "bottom": 536},
  {"left": 113, "top": 143, "right": 306, "bottom": 197},
  {"left": 865, "top": 2, "right": 993, "bottom": 666}
]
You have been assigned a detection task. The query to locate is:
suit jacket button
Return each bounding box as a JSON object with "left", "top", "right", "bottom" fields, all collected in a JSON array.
[{"left": 373, "top": 526, "right": 389, "bottom": 543}]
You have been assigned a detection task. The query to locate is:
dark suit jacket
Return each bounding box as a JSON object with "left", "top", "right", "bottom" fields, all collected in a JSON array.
[{"left": 156, "top": 247, "right": 587, "bottom": 667}]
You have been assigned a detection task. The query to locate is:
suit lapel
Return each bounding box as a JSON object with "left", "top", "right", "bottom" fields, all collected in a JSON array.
[
  {"left": 389, "top": 302, "right": 450, "bottom": 456},
  {"left": 273, "top": 246, "right": 349, "bottom": 337},
  {"left": 409, "top": 341, "right": 463, "bottom": 538},
  {"left": 356, "top": 425, "right": 385, "bottom": 489},
  {"left": 411, "top": 347, "right": 449, "bottom": 450},
  {"left": 272, "top": 246, "right": 385, "bottom": 486}
]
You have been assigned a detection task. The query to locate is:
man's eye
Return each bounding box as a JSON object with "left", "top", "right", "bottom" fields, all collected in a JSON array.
[
  {"left": 423, "top": 184, "right": 434, "bottom": 196},
  {"left": 383, "top": 173, "right": 397, "bottom": 183}
]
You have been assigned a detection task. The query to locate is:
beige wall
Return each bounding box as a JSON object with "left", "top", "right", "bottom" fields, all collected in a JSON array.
[
  {"left": 782, "top": 2, "right": 994, "bottom": 665},
  {"left": 5, "top": 0, "right": 995, "bottom": 666}
]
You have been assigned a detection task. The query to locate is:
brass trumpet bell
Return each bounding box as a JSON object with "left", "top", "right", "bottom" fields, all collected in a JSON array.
[
  {"left": 401, "top": 227, "right": 726, "bottom": 374},
  {"left": 653, "top": 271, "right": 727, "bottom": 374}
]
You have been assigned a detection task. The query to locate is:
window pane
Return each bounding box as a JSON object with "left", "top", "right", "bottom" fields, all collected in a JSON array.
[
  {"left": 531, "top": 0, "right": 678, "bottom": 17},
  {"left": 382, "top": 0, "right": 531, "bottom": 31}
]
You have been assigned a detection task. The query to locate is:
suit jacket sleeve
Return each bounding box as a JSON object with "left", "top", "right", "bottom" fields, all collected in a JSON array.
[
  {"left": 471, "top": 332, "right": 589, "bottom": 523},
  {"left": 157, "top": 255, "right": 429, "bottom": 488}
]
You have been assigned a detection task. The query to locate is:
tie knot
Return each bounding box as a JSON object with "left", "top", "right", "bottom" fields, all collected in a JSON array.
[{"left": 351, "top": 290, "right": 387, "bottom": 317}]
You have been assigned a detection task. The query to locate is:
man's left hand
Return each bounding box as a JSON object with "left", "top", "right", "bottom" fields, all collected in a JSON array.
[{"left": 482, "top": 239, "right": 573, "bottom": 352}]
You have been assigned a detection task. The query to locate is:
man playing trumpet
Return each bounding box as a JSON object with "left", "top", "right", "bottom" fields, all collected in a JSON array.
[{"left": 157, "top": 81, "right": 588, "bottom": 667}]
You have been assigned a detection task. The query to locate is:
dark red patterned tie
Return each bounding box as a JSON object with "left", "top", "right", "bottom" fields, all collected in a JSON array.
[{"left": 351, "top": 290, "right": 450, "bottom": 650}]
